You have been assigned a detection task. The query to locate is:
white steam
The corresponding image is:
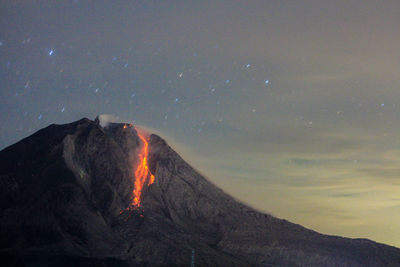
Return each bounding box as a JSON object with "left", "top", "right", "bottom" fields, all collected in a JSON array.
[{"left": 98, "top": 114, "right": 122, "bottom": 127}]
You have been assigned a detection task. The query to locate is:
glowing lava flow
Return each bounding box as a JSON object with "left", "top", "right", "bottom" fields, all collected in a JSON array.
[{"left": 132, "top": 131, "right": 155, "bottom": 207}]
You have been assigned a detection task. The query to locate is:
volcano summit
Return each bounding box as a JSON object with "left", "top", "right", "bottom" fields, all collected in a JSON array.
[{"left": 0, "top": 118, "right": 399, "bottom": 266}]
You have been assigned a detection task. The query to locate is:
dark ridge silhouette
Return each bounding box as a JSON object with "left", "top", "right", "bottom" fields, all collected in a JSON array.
[{"left": 1, "top": 118, "right": 399, "bottom": 266}]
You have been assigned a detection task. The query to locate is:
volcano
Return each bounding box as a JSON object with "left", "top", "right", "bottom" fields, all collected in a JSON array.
[{"left": 0, "top": 118, "right": 399, "bottom": 266}]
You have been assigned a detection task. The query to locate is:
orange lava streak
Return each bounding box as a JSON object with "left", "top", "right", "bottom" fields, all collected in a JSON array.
[{"left": 132, "top": 132, "right": 155, "bottom": 207}]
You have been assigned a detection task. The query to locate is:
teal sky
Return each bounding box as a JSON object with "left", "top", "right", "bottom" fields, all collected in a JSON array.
[{"left": 1, "top": 0, "right": 399, "bottom": 247}]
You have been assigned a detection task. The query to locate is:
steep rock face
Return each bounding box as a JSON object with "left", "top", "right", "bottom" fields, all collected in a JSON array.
[
  {"left": 144, "top": 135, "right": 400, "bottom": 266},
  {"left": 0, "top": 119, "right": 138, "bottom": 265},
  {"left": 0, "top": 118, "right": 400, "bottom": 266}
]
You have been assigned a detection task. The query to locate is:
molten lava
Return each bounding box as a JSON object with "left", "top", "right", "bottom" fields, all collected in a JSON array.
[{"left": 132, "top": 131, "right": 155, "bottom": 207}]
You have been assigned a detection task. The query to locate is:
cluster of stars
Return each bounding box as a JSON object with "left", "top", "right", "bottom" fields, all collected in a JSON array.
[{"left": 2, "top": 34, "right": 393, "bottom": 141}]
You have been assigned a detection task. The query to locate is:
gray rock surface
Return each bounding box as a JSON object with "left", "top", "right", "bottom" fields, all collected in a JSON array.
[{"left": 0, "top": 118, "right": 399, "bottom": 266}]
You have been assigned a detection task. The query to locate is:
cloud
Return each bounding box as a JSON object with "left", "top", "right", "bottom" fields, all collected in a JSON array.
[
  {"left": 357, "top": 167, "right": 400, "bottom": 184},
  {"left": 97, "top": 114, "right": 122, "bottom": 127}
]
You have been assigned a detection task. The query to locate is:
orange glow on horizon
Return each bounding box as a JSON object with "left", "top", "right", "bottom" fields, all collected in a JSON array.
[{"left": 132, "top": 130, "right": 155, "bottom": 207}]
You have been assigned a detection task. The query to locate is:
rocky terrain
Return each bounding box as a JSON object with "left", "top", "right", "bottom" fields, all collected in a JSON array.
[{"left": 1, "top": 118, "right": 399, "bottom": 266}]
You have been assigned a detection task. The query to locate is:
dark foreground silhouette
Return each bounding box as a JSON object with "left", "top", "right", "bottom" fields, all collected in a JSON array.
[{"left": 1, "top": 118, "right": 399, "bottom": 266}]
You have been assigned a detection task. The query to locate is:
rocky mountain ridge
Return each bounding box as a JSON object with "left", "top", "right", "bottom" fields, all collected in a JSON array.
[{"left": 0, "top": 118, "right": 399, "bottom": 266}]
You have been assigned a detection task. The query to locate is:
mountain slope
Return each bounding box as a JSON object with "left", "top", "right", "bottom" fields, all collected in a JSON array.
[{"left": 0, "top": 118, "right": 399, "bottom": 266}]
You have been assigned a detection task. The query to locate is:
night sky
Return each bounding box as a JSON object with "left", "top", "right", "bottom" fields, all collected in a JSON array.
[{"left": 1, "top": 1, "right": 400, "bottom": 247}]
